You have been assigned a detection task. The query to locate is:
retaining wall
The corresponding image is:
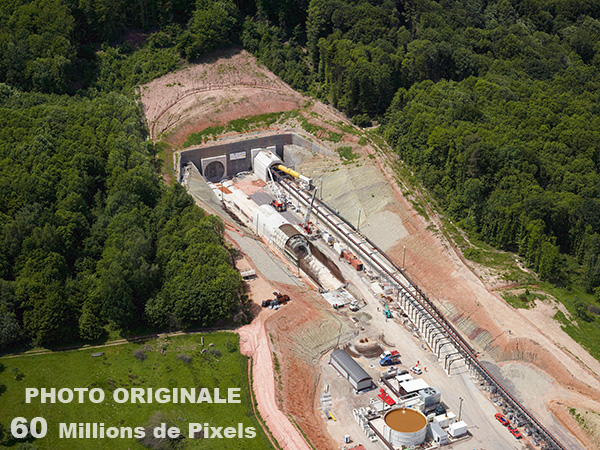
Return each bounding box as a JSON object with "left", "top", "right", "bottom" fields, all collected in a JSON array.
[{"left": 179, "top": 132, "right": 334, "bottom": 182}]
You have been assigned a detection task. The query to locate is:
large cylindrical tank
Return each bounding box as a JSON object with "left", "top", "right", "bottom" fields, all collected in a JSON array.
[{"left": 383, "top": 408, "right": 427, "bottom": 447}]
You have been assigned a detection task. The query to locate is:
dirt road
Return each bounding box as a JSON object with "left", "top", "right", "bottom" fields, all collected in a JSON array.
[{"left": 239, "top": 317, "right": 311, "bottom": 450}]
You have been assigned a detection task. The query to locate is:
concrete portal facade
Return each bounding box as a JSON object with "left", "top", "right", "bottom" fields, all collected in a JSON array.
[{"left": 179, "top": 133, "right": 332, "bottom": 182}]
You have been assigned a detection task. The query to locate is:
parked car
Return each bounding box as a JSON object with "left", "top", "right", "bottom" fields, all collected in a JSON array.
[
  {"left": 508, "top": 425, "right": 522, "bottom": 439},
  {"left": 495, "top": 413, "right": 509, "bottom": 426},
  {"left": 410, "top": 366, "right": 422, "bottom": 375}
]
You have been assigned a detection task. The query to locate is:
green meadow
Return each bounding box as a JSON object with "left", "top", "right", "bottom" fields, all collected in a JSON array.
[{"left": 0, "top": 333, "right": 271, "bottom": 450}]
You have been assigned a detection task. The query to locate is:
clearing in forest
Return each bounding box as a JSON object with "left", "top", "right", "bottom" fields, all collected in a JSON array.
[{"left": 139, "top": 48, "right": 600, "bottom": 449}]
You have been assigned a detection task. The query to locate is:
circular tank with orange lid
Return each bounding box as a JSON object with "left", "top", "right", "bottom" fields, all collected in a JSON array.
[{"left": 382, "top": 407, "right": 427, "bottom": 447}]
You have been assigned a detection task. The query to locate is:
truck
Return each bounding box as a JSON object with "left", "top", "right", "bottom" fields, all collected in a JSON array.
[
  {"left": 380, "top": 350, "right": 401, "bottom": 366},
  {"left": 341, "top": 250, "right": 355, "bottom": 262},
  {"left": 262, "top": 292, "right": 290, "bottom": 308},
  {"left": 270, "top": 200, "right": 286, "bottom": 212},
  {"left": 350, "top": 258, "right": 363, "bottom": 271},
  {"left": 273, "top": 291, "right": 290, "bottom": 303}
]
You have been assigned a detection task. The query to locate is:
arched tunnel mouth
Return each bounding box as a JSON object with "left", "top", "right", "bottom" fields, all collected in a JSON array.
[
  {"left": 204, "top": 160, "right": 225, "bottom": 182},
  {"left": 285, "top": 234, "right": 309, "bottom": 260}
]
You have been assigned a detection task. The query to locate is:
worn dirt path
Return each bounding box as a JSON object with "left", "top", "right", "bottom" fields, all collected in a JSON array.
[{"left": 238, "top": 318, "right": 310, "bottom": 450}]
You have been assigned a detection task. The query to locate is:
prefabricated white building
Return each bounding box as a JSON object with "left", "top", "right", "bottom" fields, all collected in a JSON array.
[
  {"left": 448, "top": 421, "right": 468, "bottom": 438},
  {"left": 427, "top": 421, "right": 449, "bottom": 445},
  {"left": 253, "top": 149, "right": 283, "bottom": 182}
]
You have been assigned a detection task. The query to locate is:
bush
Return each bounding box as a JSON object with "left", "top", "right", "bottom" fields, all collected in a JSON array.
[
  {"left": 352, "top": 114, "right": 371, "bottom": 128},
  {"left": 574, "top": 299, "right": 592, "bottom": 322},
  {"left": 225, "top": 338, "right": 238, "bottom": 353},
  {"left": 176, "top": 354, "right": 192, "bottom": 364},
  {"left": 209, "top": 349, "right": 222, "bottom": 357},
  {"left": 133, "top": 349, "right": 147, "bottom": 361},
  {"left": 337, "top": 146, "right": 359, "bottom": 162}
]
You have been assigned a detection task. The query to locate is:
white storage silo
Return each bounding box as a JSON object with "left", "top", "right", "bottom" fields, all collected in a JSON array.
[{"left": 382, "top": 408, "right": 427, "bottom": 447}]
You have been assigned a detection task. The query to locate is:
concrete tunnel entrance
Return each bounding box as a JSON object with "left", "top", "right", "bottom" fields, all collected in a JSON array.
[
  {"left": 279, "top": 223, "right": 309, "bottom": 262},
  {"left": 204, "top": 160, "right": 225, "bottom": 182}
]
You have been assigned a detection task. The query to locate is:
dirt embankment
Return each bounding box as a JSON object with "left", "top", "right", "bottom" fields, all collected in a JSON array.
[
  {"left": 139, "top": 48, "right": 352, "bottom": 149},
  {"left": 264, "top": 280, "right": 355, "bottom": 450},
  {"left": 229, "top": 227, "right": 348, "bottom": 450},
  {"left": 549, "top": 401, "right": 599, "bottom": 450}
]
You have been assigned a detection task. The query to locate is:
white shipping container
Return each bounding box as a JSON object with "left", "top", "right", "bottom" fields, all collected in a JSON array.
[
  {"left": 448, "top": 420, "right": 468, "bottom": 438},
  {"left": 333, "top": 242, "right": 346, "bottom": 255}
]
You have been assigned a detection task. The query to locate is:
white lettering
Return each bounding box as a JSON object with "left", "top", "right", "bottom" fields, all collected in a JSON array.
[
  {"left": 73, "top": 388, "right": 88, "bottom": 402},
  {"left": 60, "top": 423, "right": 77, "bottom": 438},
  {"left": 229, "top": 388, "right": 241, "bottom": 403},
  {"left": 196, "top": 388, "right": 212, "bottom": 403},
  {"left": 25, "top": 388, "right": 38, "bottom": 403},
  {"left": 156, "top": 388, "right": 170, "bottom": 403},
  {"left": 167, "top": 426, "right": 180, "bottom": 438},
  {"left": 189, "top": 423, "right": 202, "bottom": 438},
  {"left": 41, "top": 388, "right": 55, "bottom": 403},
  {"left": 213, "top": 388, "right": 226, "bottom": 403},
  {"left": 58, "top": 388, "right": 73, "bottom": 403},
  {"left": 113, "top": 388, "right": 128, "bottom": 403},
  {"left": 89, "top": 388, "right": 104, "bottom": 403},
  {"left": 130, "top": 388, "right": 145, "bottom": 403}
]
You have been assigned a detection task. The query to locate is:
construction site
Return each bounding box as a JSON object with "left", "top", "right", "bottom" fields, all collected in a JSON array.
[
  {"left": 139, "top": 49, "right": 600, "bottom": 450},
  {"left": 179, "top": 134, "right": 574, "bottom": 450}
]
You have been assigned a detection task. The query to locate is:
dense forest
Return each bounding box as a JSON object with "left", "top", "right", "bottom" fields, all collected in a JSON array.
[
  {"left": 1, "top": 0, "right": 600, "bottom": 348},
  {"left": 0, "top": 87, "right": 243, "bottom": 349},
  {"left": 0, "top": 0, "right": 249, "bottom": 350}
]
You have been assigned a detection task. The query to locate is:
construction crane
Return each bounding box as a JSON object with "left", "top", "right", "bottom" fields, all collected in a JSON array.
[{"left": 300, "top": 189, "right": 318, "bottom": 233}]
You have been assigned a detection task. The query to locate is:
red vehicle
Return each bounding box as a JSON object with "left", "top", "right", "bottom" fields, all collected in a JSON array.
[
  {"left": 494, "top": 413, "right": 509, "bottom": 426},
  {"left": 377, "top": 388, "right": 396, "bottom": 406},
  {"left": 270, "top": 200, "right": 286, "bottom": 212},
  {"left": 507, "top": 425, "right": 522, "bottom": 439}
]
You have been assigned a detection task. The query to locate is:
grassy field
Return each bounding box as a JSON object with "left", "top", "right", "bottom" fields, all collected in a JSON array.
[{"left": 0, "top": 333, "right": 272, "bottom": 449}]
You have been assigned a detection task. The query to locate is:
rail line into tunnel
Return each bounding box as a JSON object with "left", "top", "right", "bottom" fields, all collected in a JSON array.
[{"left": 270, "top": 168, "right": 567, "bottom": 450}]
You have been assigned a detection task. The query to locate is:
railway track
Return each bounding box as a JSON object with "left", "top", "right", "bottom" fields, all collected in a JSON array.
[{"left": 273, "top": 170, "right": 566, "bottom": 450}]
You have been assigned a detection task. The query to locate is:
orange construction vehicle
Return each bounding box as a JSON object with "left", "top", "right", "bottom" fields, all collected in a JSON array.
[
  {"left": 270, "top": 200, "right": 286, "bottom": 212},
  {"left": 273, "top": 291, "right": 290, "bottom": 303}
]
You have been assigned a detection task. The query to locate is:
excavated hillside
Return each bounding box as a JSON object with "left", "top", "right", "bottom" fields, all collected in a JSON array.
[{"left": 139, "top": 48, "right": 600, "bottom": 449}]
